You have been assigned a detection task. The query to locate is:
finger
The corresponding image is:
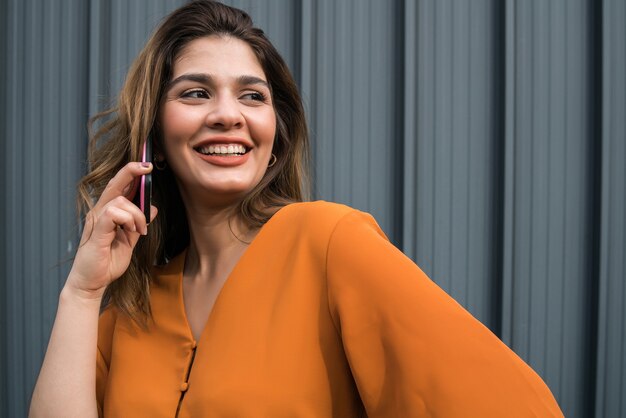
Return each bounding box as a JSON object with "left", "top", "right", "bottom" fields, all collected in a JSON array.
[
  {"left": 105, "top": 196, "right": 150, "bottom": 235},
  {"left": 95, "top": 162, "right": 152, "bottom": 211},
  {"left": 94, "top": 206, "right": 139, "bottom": 237},
  {"left": 124, "top": 174, "right": 140, "bottom": 201},
  {"left": 78, "top": 196, "right": 147, "bottom": 249}
]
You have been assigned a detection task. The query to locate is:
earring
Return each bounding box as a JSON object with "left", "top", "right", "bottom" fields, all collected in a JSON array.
[
  {"left": 154, "top": 159, "right": 167, "bottom": 170},
  {"left": 268, "top": 154, "right": 277, "bottom": 168}
]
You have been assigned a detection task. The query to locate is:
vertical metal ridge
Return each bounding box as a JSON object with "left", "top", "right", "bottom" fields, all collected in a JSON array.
[
  {"left": 366, "top": 0, "right": 373, "bottom": 211},
  {"left": 500, "top": 0, "right": 516, "bottom": 347},
  {"left": 401, "top": 0, "right": 417, "bottom": 256},
  {"left": 5, "top": 1, "right": 23, "bottom": 413},
  {"left": 585, "top": 0, "right": 604, "bottom": 415},
  {"left": 305, "top": 0, "right": 316, "bottom": 194},
  {"left": 23, "top": 0, "right": 42, "bottom": 412},
  {"left": 594, "top": 0, "right": 609, "bottom": 412},
  {"left": 0, "top": 0, "right": 8, "bottom": 414},
  {"left": 295, "top": 0, "right": 314, "bottom": 199},
  {"left": 595, "top": 1, "right": 626, "bottom": 416},
  {"left": 42, "top": 0, "right": 62, "bottom": 346},
  {"left": 559, "top": 66, "right": 569, "bottom": 405},
  {"left": 464, "top": 0, "right": 472, "bottom": 313},
  {"left": 491, "top": 0, "right": 506, "bottom": 337},
  {"left": 291, "top": 0, "right": 303, "bottom": 88},
  {"left": 392, "top": 0, "right": 405, "bottom": 249},
  {"left": 543, "top": 0, "right": 553, "bottom": 372},
  {"left": 526, "top": 0, "right": 534, "bottom": 361}
]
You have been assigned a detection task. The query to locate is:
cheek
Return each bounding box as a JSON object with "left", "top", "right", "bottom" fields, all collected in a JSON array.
[
  {"left": 247, "top": 110, "right": 277, "bottom": 146},
  {"left": 161, "top": 103, "right": 204, "bottom": 142}
]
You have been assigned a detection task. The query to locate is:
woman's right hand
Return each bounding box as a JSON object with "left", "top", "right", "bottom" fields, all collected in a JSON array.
[{"left": 66, "top": 162, "right": 157, "bottom": 299}]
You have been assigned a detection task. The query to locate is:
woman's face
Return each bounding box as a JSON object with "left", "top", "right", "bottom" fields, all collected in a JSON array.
[{"left": 160, "top": 35, "right": 276, "bottom": 205}]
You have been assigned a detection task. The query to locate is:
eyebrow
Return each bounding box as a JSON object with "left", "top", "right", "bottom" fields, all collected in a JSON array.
[{"left": 166, "top": 73, "right": 270, "bottom": 91}]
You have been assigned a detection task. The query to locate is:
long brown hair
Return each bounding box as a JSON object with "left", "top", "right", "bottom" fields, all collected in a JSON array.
[{"left": 78, "top": 0, "right": 310, "bottom": 324}]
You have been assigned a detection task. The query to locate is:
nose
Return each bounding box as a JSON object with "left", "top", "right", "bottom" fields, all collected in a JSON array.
[{"left": 204, "top": 94, "right": 244, "bottom": 130}]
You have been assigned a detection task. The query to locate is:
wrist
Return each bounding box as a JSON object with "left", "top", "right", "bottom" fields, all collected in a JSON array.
[{"left": 61, "top": 277, "right": 106, "bottom": 305}]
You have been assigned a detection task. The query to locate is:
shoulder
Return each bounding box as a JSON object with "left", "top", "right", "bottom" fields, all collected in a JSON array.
[
  {"left": 274, "top": 200, "right": 380, "bottom": 231},
  {"left": 267, "top": 200, "right": 388, "bottom": 248},
  {"left": 277, "top": 200, "right": 353, "bottom": 222}
]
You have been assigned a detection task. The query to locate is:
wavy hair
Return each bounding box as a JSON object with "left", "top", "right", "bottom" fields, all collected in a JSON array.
[{"left": 78, "top": 0, "right": 310, "bottom": 324}]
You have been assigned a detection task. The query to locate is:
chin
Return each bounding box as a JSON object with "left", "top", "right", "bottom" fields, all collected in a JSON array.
[
  {"left": 200, "top": 180, "right": 262, "bottom": 201},
  {"left": 175, "top": 170, "right": 266, "bottom": 208}
]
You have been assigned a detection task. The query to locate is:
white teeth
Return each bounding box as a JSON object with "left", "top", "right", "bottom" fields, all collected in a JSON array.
[{"left": 197, "top": 144, "right": 246, "bottom": 155}]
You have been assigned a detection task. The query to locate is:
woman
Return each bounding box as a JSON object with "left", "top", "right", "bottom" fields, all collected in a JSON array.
[{"left": 30, "top": 1, "right": 564, "bottom": 417}]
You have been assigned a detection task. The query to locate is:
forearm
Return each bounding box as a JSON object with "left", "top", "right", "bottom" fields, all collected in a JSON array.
[{"left": 29, "top": 281, "right": 102, "bottom": 418}]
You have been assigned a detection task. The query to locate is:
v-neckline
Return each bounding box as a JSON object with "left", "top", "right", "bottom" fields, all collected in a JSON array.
[{"left": 176, "top": 204, "right": 291, "bottom": 345}]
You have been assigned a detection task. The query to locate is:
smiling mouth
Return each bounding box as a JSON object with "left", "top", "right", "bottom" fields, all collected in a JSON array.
[{"left": 195, "top": 144, "right": 248, "bottom": 156}]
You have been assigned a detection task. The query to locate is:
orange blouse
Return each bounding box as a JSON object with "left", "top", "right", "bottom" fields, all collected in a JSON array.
[{"left": 96, "top": 201, "right": 563, "bottom": 417}]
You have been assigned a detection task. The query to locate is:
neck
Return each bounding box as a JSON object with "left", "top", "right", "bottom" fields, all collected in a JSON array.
[{"left": 182, "top": 199, "right": 257, "bottom": 283}]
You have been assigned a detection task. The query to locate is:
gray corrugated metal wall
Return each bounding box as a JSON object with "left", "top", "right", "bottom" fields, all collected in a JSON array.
[
  {"left": 502, "top": 0, "right": 598, "bottom": 412},
  {"left": 2, "top": 1, "right": 91, "bottom": 416},
  {"left": 1, "top": 1, "right": 624, "bottom": 417}
]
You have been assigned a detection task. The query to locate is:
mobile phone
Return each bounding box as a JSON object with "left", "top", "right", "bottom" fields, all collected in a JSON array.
[{"left": 133, "top": 137, "right": 153, "bottom": 224}]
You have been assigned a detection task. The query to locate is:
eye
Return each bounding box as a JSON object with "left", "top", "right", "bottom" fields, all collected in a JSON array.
[
  {"left": 181, "top": 89, "right": 210, "bottom": 99},
  {"left": 241, "top": 91, "right": 268, "bottom": 102}
]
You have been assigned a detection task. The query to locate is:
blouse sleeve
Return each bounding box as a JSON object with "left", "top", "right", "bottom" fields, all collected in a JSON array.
[{"left": 325, "top": 210, "right": 564, "bottom": 417}]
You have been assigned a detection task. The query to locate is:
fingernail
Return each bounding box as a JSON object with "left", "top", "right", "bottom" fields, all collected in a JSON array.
[
  {"left": 142, "top": 226, "right": 148, "bottom": 235},
  {"left": 141, "top": 162, "right": 151, "bottom": 168}
]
